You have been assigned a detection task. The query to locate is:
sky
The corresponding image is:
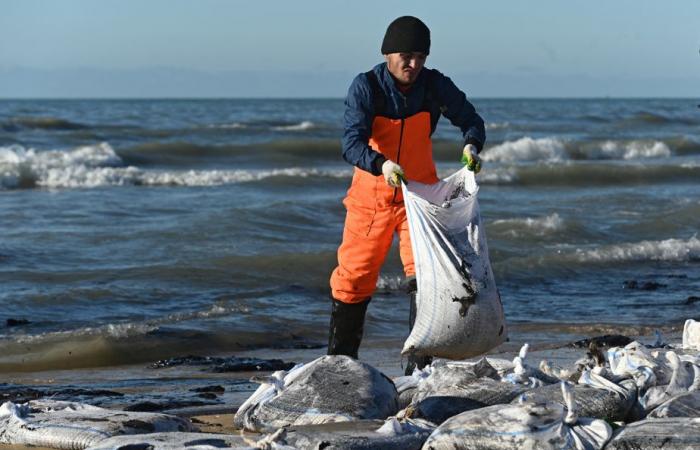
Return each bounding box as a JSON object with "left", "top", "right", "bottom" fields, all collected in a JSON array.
[{"left": 1, "top": 0, "right": 698, "bottom": 98}]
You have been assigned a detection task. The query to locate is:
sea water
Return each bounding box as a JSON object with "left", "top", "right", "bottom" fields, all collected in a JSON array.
[{"left": 0, "top": 98, "right": 698, "bottom": 372}]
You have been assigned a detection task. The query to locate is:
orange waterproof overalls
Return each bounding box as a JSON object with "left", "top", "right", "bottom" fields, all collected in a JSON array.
[{"left": 330, "top": 76, "right": 439, "bottom": 304}]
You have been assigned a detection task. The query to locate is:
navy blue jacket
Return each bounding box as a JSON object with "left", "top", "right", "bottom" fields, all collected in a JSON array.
[{"left": 342, "top": 63, "right": 486, "bottom": 176}]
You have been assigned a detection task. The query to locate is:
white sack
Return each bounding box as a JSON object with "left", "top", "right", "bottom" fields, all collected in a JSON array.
[
  {"left": 0, "top": 399, "right": 194, "bottom": 450},
  {"left": 401, "top": 166, "right": 506, "bottom": 359},
  {"left": 683, "top": 319, "right": 700, "bottom": 351}
]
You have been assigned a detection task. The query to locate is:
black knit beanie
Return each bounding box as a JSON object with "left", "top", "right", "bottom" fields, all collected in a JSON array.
[{"left": 381, "top": 16, "right": 431, "bottom": 55}]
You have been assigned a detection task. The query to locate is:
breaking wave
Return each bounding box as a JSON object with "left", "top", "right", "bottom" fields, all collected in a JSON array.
[
  {"left": 0, "top": 143, "right": 350, "bottom": 189},
  {"left": 497, "top": 236, "right": 700, "bottom": 279},
  {"left": 481, "top": 137, "right": 674, "bottom": 162},
  {"left": 0, "top": 303, "right": 271, "bottom": 372},
  {"left": 574, "top": 236, "right": 700, "bottom": 263},
  {"left": 482, "top": 137, "right": 567, "bottom": 162},
  {"left": 598, "top": 141, "right": 671, "bottom": 160},
  {"left": 492, "top": 213, "right": 565, "bottom": 237},
  {"left": 473, "top": 163, "right": 700, "bottom": 187}
]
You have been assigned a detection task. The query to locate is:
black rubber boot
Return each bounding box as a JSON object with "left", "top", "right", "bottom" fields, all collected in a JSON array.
[
  {"left": 327, "top": 297, "right": 370, "bottom": 359},
  {"left": 405, "top": 278, "right": 433, "bottom": 375}
]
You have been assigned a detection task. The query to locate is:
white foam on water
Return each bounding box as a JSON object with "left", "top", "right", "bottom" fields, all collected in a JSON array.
[
  {"left": 207, "top": 122, "right": 247, "bottom": 129},
  {"left": 600, "top": 140, "right": 671, "bottom": 160},
  {"left": 0, "top": 143, "right": 122, "bottom": 188},
  {"left": 3, "top": 302, "right": 245, "bottom": 347},
  {"left": 376, "top": 275, "right": 405, "bottom": 291},
  {"left": 272, "top": 121, "right": 315, "bottom": 131},
  {"left": 486, "top": 121, "right": 510, "bottom": 130},
  {"left": 493, "top": 213, "right": 564, "bottom": 236},
  {"left": 0, "top": 143, "right": 351, "bottom": 189},
  {"left": 9, "top": 322, "right": 159, "bottom": 345},
  {"left": 477, "top": 168, "right": 517, "bottom": 184},
  {"left": 481, "top": 137, "right": 567, "bottom": 162},
  {"left": 135, "top": 167, "right": 349, "bottom": 187},
  {"left": 574, "top": 236, "right": 700, "bottom": 263}
]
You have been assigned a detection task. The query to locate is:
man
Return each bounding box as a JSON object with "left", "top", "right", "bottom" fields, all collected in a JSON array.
[{"left": 328, "top": 16, "right": 485, "bottom": 373}]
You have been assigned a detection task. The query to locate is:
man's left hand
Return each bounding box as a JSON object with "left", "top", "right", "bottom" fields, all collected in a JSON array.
[{"left": 461, "top": 144, "right": 482, "bottom": 173}]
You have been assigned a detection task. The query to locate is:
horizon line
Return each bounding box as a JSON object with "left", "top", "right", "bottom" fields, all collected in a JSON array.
[{"left": 2, "top": 96, "right": 699, "bottom": 101}]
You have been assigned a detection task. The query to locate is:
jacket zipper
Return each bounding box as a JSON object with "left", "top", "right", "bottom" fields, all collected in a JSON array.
[{"left": 391, "top": 118, "right": 405, "bottom": 203}]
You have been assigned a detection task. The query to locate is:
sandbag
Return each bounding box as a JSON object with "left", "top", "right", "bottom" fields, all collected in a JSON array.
[
  {"left": 0, "top": 399, "right": 194, "bottom": 450},
  {"left": 640, "top": 351, "right": 700, "bottom": 411},
  {"left": 233, "top": 355, "right": 398, "bottom": 432},
  {"left": 282, "top": 417, "right": 435, "bottom": 450},
  {"left": 422, "top": 383, "right": 611, "bottom": 450},
  {"left": 401, "top": 166, "right": 506, "bottom": 359},
  {"left": 408, "top": 358, "right": 530, "bottom": 424},
  {"left": 605, "top": 418, "right": 700, "bottom": 449},
  {"left": 513, "top": 373, "right": 637, "bottom": 422},
  {"left": 393, "top": 375, "right": 423, "bottom": 410},
  {"left": 86, "top": 432, "right": 260, "bottom": 450},
  {"left": 648, "top": 391, "right": 700, "bottom": 418},
  {"left": 683, "top": 318, "right": 700, "bottom": 351},
  {"left": 607, "top": 341, "right": 668, "bottom": 389}
]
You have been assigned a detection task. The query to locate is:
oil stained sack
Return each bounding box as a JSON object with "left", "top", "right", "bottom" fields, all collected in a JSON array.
[{"left": 401, "top": 166, "right": 506, "bottom": 359}]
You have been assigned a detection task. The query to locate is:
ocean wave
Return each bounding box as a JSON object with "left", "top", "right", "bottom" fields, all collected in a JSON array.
[
  {"left": 482, "top": 137, "right": 567, "bottom": 162},
  {"left": 492, "top": 213, "right": 564, "bottom": 237},
  {"left": 0, "top": 143, "right": 123, "bottom": 188},
  {"left": 272, "top": 120, "right": 316, "bottom": 131},
  {"left": 202, "top": 120, "right": 320, "bottom": 132},
  {"left": 624, "top": 111, "right": 698, "bottom": 126},
  {"left": 5, "top": 302, "right": 245, "bottom": 345},
  {"left": 132, "top": 167, "right": 350, "bottom": 187},
  {"left": 110, "top": 137, "right": 698, "bottom": 169},
  {"left": 485, "top": 121, "right": 510, "bottom": 130},
  {"left": 0, "top": 303, "right": 260, "bottom": 372},
  {"left": 497, "top": 236, "right": 700, "bottom": 279},
  {"left": 508, "top": 163, "right": 700, "bottom": 186},
  {"left": 0, "top": 143, "right": 351, "bottom": 189},
  {"left": 630, "top": 111, "right": 673, "bottom": 124},
  {"left": 117, "top": 140, "right": 341, "bottom": 166},
  {"left": 574, "top": 236, "right": 700, "bottom": 263},
  {"left": 206, "top": 122, "right": 248, "bottom": 129},
  {"left": 481, "top": 136, "right": 676, "bottom": 163},
  {"left": 599, "top": 140, "right": 671, "bottom": 160},
  {"left": 447, "top": 162, "right": 700, "bottom": 187},
  {"left": 2, "top": 116, "right": 89, "bottom": 131}
]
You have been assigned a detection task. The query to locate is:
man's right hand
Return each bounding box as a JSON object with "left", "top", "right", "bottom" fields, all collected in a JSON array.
[
  {"left": 381, "top": 159, "right": 405, "bottom": 188},
  {"left": 461, "top": 144, "right": 482, "bottom": 173}
]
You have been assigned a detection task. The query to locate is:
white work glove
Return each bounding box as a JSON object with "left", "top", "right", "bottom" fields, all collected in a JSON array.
[
  {"left": 461, "top": 144, "right": 482, "bottom": 173},
  {"left": 381, "top": 159, "right": 405, "bottom": 188}
]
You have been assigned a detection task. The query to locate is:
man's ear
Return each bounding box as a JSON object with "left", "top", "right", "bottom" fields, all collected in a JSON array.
[{"left": 383, "top": 54, "right": 390, "bottom": 63}]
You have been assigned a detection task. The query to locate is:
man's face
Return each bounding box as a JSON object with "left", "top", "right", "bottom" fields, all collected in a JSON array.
[{"left": 384, "top": 52, "right": 427, "bottom": 86}]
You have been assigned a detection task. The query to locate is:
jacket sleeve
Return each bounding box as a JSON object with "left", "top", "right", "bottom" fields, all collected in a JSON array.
[
  {"left": 341, "top": 74, "right": 386, "bottom": 175},
  {"left": 433, "top": 70, "right": 486, "bottom": 152}
]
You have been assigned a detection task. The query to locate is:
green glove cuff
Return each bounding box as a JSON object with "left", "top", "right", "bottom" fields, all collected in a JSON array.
[{"left": 461, "top": 153, "right": 482, "bottom": 173}]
